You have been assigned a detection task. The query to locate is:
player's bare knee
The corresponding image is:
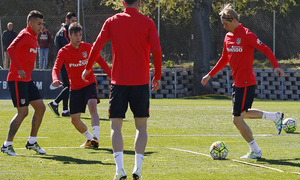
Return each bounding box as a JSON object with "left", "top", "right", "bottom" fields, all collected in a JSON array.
[{"left": 18, "top": 108, "right": 29, "bottom": 118}]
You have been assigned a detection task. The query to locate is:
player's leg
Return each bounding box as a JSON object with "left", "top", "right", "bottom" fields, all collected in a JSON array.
[
  {"left": 1, "top": 106, "right": 28, "bottom": 156},
  {"left": 69, "top": 88, "right": 95, "bottom": 148},
  {"left": 110, "top": 85, "right": 128, "bottom": 179},
  {"left": 61, "top": 65, "right": 70, "bottom": 116},
  {"left": 132, "top": 117, "right": 147, "bottom": 179},
  {"left": 2, "top": 81, "right": 29, "bottom": 156},
  {"left": 27, "top": 99, "right": 46, "bottom": 154},
  {"left": 7, "top": 107, "right": 29, "bottom": 141},
  {"left": 86, "top": 83, "right": 100, "bottom": 141},
  {"left": 29, "top": 99, "right": 45, "bottom": 137},
  {"left": 48, "top": 65, "right": 70, "bottom": 116},
  {"left": 25, "top": 81, "right": 46, "bottom": 154},
  {"left": 87, "top": 98, "right": 100, "bottom": 148},
  {"left": 70, "top": 113, "right": 89, "bottom": 133},
  {"left": 129, "top": 85, "right": 149, "bottom": 179},
  {"left": 244, "top": 106, "right": 283, "bottom": 134},
  {"left": 111, "top": 118, "right": 126, "bottom": 179},
  {"left": 232, "top": 85, "right": 261, "bottom": 159}
]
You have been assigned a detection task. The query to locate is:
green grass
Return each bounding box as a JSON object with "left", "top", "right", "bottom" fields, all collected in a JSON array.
[{"left": 0, "top": 98, "right": 299, "bottom": 179}]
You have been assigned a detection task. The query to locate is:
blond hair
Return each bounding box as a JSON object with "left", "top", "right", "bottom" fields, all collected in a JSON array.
[{"left": 219, "top": 4, "right": 240, "bottom": 22}]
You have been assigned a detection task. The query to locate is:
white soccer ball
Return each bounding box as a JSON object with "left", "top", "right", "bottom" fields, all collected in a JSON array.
[
  {"left": 209, "top": 141, "right": 229, "bottom": 160},
  {"left": 282, "top": 118, "right": 297, "bottom": 133}
]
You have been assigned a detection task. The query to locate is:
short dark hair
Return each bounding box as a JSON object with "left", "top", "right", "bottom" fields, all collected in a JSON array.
[
  {"left": 27, "top": 10, "right": 43, "bottom": 23},
  {"left": 124, "top": 0, "right": 139, "bottom": 5},
  {"left": 66, "top": 12, "right": 77, "bottom": 20},
  {"left": 69, "top": 22, "right": 82, "bottom": 35}
]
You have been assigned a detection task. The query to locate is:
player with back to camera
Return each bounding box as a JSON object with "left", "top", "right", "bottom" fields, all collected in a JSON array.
[
  {"left": 82, "top": 0, "right": 162, "bottom": 179},
  {"left": 48, "top": 12, "right": 77, "bottom": 117},
  {"left": 201, "top": 4, "right": 285, "bottom": 159},
  {"left": 52, "top": 22, "right": 111, "bottom": 148},
  {"left": 1, "top": 10, "right": 46, "bottom": 156}
]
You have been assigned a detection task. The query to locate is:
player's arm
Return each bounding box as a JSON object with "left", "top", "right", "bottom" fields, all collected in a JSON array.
[
  {"left": 52, "top": 49, "right": 65, "bottom": 87},
  {"left": 149, "top": 20, "right": 162, "bottom": 91},
  {"left": 95, "top": 55, "right": 111, "bottom": 79},
  {"left": 83, "top": 19, "right": 111, "bottom": 81},
  {"left": 7, "top": 33, "right": 28, "bottom": 78},
  {"left": 249, "top": 33, "right": 284, "bottom": 77},
  {"left": 202, "top": 41, "right": 229, "bottom": 86}
]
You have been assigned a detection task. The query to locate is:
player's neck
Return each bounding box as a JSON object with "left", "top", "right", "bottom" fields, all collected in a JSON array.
[
  {"left": 71, "top": 42, "right": 80, "bottom": 49},
  {"left": 232, "top": 23, "right": 241, "bottom": 33}
]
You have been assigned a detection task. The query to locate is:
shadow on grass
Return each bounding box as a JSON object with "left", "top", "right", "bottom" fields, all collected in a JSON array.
[
  {"left": 258, "top": 158, "right": 300, "bottom": 168},
  {"left": 34, "top": 154, "right": 114, "bottom": 165},
  {"left": 96, "top": 148, "right": 156, "bottom": 157},
  {"left": 183, "top": 94, "right": 231, "bottom": 100},
  {"left": 81, "top": 117, "right": 110, "bottom": 121}
]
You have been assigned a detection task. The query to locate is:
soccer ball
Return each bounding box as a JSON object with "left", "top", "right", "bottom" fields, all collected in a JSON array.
[
  {"left": 282, "top": 118, "right": 297, "bottom": 133},
  {"left": 209, "top": 141, "right": 229, "bottom": 160}
]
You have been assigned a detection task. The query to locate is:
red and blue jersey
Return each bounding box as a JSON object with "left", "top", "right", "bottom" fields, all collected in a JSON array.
[
  {"left": 209, "top": 24, "right": 279, "bottom": 87},
  {"left": 86, "top": 8, "right": 162, "bottom": 86},
  {"left": 52, "top": 42, "right": 111, "bottom": 90},
  {"left": 7, "top": 27, "right": 38, "bottom": 82}
]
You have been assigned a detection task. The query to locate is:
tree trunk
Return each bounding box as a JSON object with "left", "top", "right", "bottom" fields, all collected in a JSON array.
[{"left": 191, "top": 0, "right": 214, "bottom": 95}]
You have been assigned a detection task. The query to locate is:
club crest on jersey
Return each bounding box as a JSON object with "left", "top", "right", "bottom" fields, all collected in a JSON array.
[
  {"left": 236, "top": 38, "right": 241, "bottom": 45},
  {"left": 21, "top": 99, "right": 26, "bottom": 105},
  {"left": 82, "top": 51, "right": 87, "bottom": 58}
]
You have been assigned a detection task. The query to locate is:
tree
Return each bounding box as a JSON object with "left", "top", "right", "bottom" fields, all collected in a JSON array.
[{"left": 191, "top": 0, "right": 213, "bottom": 95}]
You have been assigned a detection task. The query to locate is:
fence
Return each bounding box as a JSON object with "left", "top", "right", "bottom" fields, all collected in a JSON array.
[
  {"left": 95, "top": 67, "right": 300, "bottom": 100},
  {"left": 211, "top": 66, "right": 300, "bottom": 100},
  {"left": 0, "top": 0, "right": 299, "bottom": 70}
]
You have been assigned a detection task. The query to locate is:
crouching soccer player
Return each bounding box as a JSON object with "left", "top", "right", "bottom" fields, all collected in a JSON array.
[{"left": 51, "top": 22, "right": 111, "bottom": 148}]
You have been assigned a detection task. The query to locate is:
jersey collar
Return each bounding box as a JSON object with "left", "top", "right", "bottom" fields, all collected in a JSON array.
[
  {"left": 124, "top": 8, "right": 139, "bottom": 14},
  {"left": 26, "top": 26, "right": 37, "bottom": 37},
  {"left": 234, "top": 24, "right": 243, "bottom": 34}
]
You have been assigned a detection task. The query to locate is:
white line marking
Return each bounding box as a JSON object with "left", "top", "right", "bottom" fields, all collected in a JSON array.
[
  {"left": 169, "top": 147, "right": 300, "bottom": 174},
  {"left": 0, "top": 137, "right": 49, "bottom": 139},
  {"left": 230, "top": 159, "right": 284, "bottom": 172},
  {"left": 148, "top": 134, "right": 276, "bottom": 137},
  {"left": 169, "top": 147, "right": 211, "bottom": 157}
]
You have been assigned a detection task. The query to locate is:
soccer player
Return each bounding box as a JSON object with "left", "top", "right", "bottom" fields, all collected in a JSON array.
[
  {"left": 82, "top": 0, "right": 162, "bottom": 179},
  {"left": 48, "top": 12, "right": 77, "bottom": 117},
  {"left": 1, "top": 10, "right": 46, "bottom": 156},
  {"left": 201, "top": 4, "right": 285, "bottom": 159},
  {"left": 52, "top": 22, "right": 111, "bottom": 148}
]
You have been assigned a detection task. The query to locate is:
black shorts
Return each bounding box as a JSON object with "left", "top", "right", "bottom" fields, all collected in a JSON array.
[
  {"left": 8, "top": 81, "right": 42, "bottom": 107},
  {"left": 69, "top": 83, "right": 99, "bottom": 115},
  {"left": 109, "top": 84, "right": 149, "bottom": 118},
  {"left": 232, "top": 85, "right": 256, "bottom": 116}
]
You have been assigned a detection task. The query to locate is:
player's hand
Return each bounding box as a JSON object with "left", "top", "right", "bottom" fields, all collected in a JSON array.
[
  {"left": 52, "top": 80, "right": 63, "bottom": 87},
  {"left": 201, "top": 74, "right": 211, "bottom": 86},
  {"left": 152, "top": 78, "right": 161, "bottom": 91},
  {"left": 82, "top": 69, "right": 91, "bottom": 82},
  {"left": 274, "top": 68, "right": 285, "bottom": 78},
  {"left": 18, "top": 70, "right": 26, "bottom": 79}
]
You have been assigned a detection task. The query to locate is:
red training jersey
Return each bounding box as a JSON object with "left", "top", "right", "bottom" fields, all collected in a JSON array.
[
  {"left": 86, "top": 8, "right": 162, "bottom": 85},
  {"left": 7, "top": 27, "right": 38, "bottom": 82},
  {"left": 52, "top": 42, "right": 111, "bottom": 90},
  {"left": 209, "top": 24, "right": 279, "bottom": 87}
]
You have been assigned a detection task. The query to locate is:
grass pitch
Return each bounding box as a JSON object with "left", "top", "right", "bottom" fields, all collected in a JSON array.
[{"left": 0, "top": 98, "right": 299, "bottom": 179}]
